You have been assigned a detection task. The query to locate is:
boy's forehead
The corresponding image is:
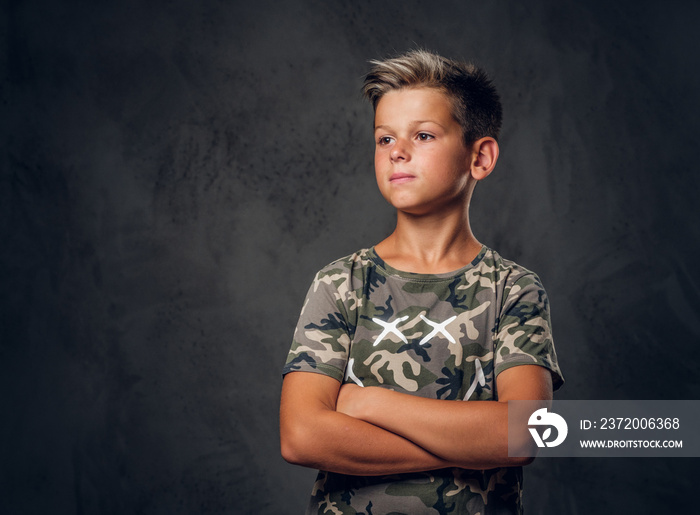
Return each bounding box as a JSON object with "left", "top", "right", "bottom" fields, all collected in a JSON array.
[
  {"left": 377, "top": 86, "right": 451, "bottom": 107},
  {"left": 374, "top": 87, "right": 455, "bottom": 128}
]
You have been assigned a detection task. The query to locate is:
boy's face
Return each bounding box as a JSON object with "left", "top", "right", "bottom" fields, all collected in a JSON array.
[{"left": 373, "top": 87, "right": 473, "bottom": 216}]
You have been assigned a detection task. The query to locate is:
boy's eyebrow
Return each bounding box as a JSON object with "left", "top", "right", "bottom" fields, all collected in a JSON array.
[{"left": 374, "top": 120, "right": 447, "bottom": 131}]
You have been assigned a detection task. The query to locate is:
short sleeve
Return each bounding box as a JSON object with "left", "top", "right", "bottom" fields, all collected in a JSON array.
[
  {"left": 282, "top": 263, "right": 354, "bottom": 383},
  {"left": 494, "top": 272, "right": 564, "bottom": 390}
]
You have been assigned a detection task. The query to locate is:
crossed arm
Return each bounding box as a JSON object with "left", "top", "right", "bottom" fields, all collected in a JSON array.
[{"left": 279, "top": 364, "right": 552, "bottom": 475}]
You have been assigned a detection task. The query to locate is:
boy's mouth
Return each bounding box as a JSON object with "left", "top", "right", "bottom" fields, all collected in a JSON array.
[{"left": 389, "top": 172, "right": 415, "bottom": 183}]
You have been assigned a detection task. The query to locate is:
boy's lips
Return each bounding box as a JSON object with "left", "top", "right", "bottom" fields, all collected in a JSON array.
[{"left": 389, "top": 172, "right": 415, "bottom": 183}]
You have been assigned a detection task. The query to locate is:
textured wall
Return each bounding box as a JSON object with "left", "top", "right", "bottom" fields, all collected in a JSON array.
[{"left": 2, "top": 0, "right": 700, "bottom": 513}]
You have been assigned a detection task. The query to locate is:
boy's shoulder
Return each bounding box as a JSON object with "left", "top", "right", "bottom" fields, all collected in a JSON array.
[
  {"left": 307, "top": 248, "right": 374, "bottom": 293},
  {"left": 311, "top": 248, "right": 373, "bottom": 279},
  {"left": 480, "top": 248, "right": 545, "bottom": 282}
]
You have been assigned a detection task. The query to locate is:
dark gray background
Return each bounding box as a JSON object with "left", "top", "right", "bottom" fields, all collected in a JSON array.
[{"left": 2, "top": 0, "right": 699, "bottom": 513}]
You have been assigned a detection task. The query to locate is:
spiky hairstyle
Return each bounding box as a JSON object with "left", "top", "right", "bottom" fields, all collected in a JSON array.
[{"left": 363, "top": 49, "right": 503, "bottom": 145}]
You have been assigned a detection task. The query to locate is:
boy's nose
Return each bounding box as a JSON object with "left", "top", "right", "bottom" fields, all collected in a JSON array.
[{"left": 390, "top": 141, "right": 409, "bottom": 162}]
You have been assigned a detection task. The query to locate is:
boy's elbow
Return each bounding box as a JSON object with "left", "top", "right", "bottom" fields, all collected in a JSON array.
[
  {"left": 280, "top": 438, "right": 310, "bottom": 467},
  {"left": 279, "top": 432, "right": 297, "bottom": 465},
  {"left": 280, "top": 420, "right": 306, "bottom": 465},
  {"left": 509, "top": 455, "right": 536, "bottom": 467},
  {"left": 280, "top": 442, "right": 302, "bottom": 466},
  {"left": 280, "top": 417, "right": 319, "bottom": 467},
  {"left": 503, "top": 429, "right": 538, "bottom": 467}
]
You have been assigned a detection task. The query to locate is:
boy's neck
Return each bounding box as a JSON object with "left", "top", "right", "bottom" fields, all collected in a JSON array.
[{"left": 375, "top": 209, "right": 482, "bottom": 274}]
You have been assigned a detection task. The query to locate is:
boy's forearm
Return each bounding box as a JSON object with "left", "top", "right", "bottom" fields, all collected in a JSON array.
[
  {"left": 280, "top": 372, "right": 455, "bottom": 476},
  {"left": 336, "top": 366, "right": 552, "bottom": 469},
  {"left": 282, "top": 408, "right": 455, "bottom": 475},
  {"left": 337, "top": 386, "right": 516, "bottom": 469}
]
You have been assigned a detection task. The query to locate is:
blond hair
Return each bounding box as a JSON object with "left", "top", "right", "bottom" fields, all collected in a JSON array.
[{"left": 363, "top": 49, "right": 502, "bottom": 145}]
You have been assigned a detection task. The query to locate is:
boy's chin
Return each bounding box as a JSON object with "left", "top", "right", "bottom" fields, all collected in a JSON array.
[
  {"left": 394, "top": 205, "right": 442, "bottom": 217},
  {"left": 391, "top": 199, "right": 467, "bottom": 217}
]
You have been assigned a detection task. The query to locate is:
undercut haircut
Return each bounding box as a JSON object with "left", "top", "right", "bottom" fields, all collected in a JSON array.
[{"left": 363, "top": 49, "right": 503, "bottom": 146}]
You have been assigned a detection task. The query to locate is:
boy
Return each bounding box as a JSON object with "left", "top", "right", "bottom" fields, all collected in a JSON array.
[{"left": 280, "top": 49, "right": 563, "bottom": 514}]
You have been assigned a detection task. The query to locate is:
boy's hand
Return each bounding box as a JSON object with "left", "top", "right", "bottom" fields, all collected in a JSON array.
[
  {"left": 336, "top": 383, "right": 365, "bottom": 419},
  {"left": 337, "top": 384, "right": 396, "bottom": 421}
]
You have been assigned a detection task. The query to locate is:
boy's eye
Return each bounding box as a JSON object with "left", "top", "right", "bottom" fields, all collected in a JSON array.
[
  {"left": 417, "top": 133, "right": 434, "bottom": 141},
  {"left": 377, "top": 136, "right": 393, "bottom": 146}
]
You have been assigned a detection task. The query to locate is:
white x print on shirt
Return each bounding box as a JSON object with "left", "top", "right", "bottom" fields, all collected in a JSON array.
[
  {"left": 371, "top": 314, "right": 458, "bottom": 346},
  {"left": 419, "top": 315, "right": 457, "bottom": 345},
  {"left": 371, "top": 316, "right": 409, "bottom": 346}
]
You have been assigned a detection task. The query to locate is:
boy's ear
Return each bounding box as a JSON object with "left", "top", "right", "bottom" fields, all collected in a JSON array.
[{"left": 469, "top": 137, "right": 499, "bottom": 181}]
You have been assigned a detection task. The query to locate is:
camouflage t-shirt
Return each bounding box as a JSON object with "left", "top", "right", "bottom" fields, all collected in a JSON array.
[{"left": 283, "top": 246, "right": 564, "bottom": 515}]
